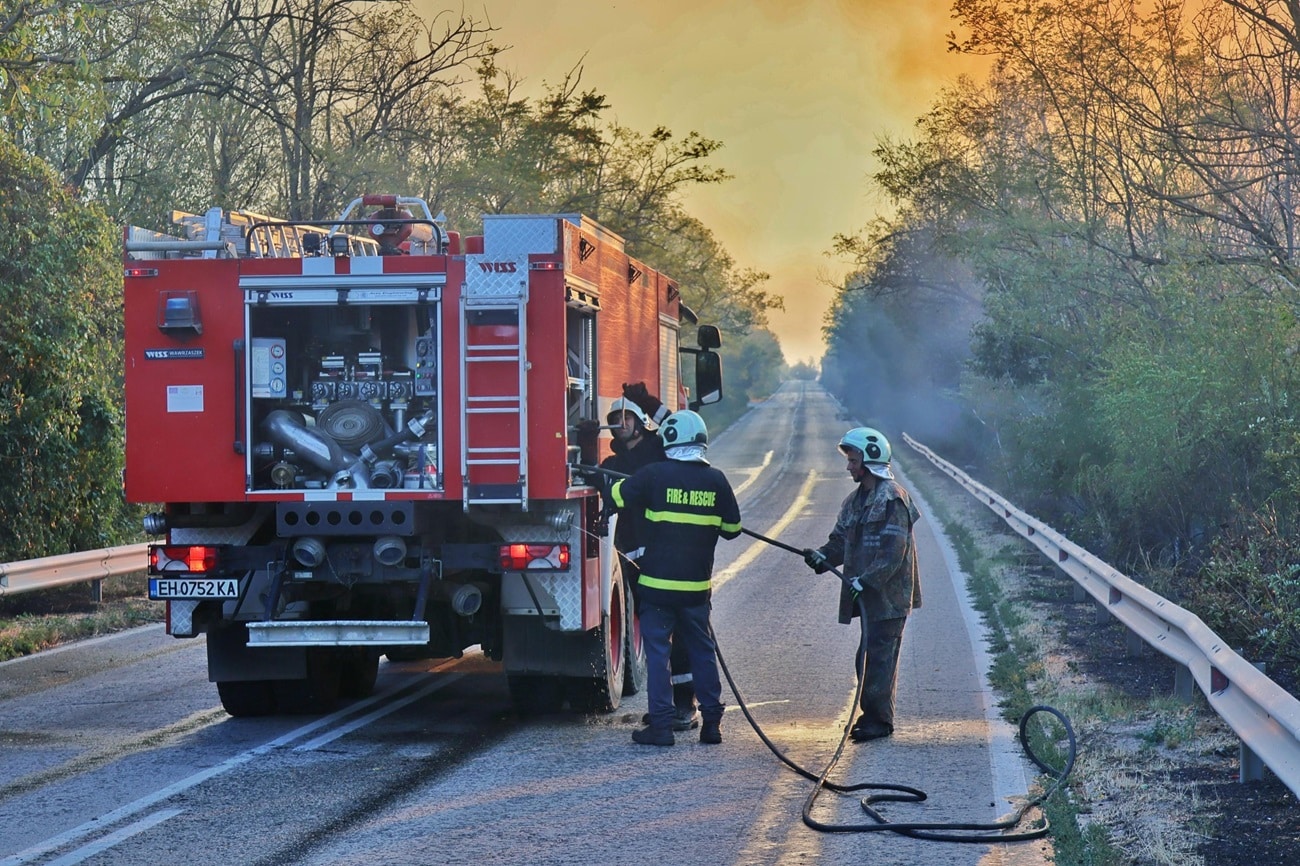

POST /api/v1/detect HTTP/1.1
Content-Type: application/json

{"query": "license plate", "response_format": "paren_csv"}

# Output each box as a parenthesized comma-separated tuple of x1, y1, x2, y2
(148, 578, 240, 600)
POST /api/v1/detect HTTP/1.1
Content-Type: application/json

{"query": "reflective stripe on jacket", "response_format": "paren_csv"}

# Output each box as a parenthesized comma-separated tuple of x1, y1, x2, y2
(610, 458, 741, 607)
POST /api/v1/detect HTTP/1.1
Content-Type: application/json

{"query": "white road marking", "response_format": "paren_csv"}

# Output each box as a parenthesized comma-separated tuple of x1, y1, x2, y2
(731, 450, 773, 497)
(294, 674, 464, 751)
(714, 470, 819, 590)
(0, 667, 462, 866)
(43, 809, 183, 866)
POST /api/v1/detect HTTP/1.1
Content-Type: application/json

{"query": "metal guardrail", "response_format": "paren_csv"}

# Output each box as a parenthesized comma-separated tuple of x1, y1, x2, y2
(905, 434, 1300, 798)
(0, 544, 149, 598)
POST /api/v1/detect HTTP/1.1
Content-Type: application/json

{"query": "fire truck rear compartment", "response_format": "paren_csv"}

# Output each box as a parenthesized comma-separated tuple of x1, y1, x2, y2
(247, 302, 440, 493)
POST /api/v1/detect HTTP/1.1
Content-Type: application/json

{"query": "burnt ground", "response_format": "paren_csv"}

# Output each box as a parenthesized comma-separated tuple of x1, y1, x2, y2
(1025, 560, 1300, 865)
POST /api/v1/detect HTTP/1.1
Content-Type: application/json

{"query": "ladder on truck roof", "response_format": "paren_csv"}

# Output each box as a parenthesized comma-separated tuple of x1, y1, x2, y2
(460, 251, 530, 510)
(125, 208, 381, 259)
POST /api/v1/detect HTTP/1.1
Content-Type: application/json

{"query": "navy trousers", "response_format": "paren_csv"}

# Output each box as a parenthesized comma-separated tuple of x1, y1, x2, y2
(640, 601, 723, 732)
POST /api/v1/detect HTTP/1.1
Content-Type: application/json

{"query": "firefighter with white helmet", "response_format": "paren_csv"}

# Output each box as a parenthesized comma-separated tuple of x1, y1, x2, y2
(599, 389, 699, 731)
(611, 409, 741, 746)
(803, 426, 922, 742)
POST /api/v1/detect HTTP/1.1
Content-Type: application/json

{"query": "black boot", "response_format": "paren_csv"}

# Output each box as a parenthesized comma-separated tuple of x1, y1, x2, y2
(848, 716, 892, 742)
(672, 683, 698, 731)
(699, 719, 721, 745)
(632, 726, 674, 747)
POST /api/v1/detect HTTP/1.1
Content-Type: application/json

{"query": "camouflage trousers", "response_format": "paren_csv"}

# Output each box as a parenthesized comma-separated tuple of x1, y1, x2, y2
(853, 616, 907, 729)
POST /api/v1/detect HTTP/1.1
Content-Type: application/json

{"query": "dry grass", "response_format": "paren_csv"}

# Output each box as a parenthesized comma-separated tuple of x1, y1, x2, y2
(0, 574, 162, 662)
(911, 459, 1246, 866)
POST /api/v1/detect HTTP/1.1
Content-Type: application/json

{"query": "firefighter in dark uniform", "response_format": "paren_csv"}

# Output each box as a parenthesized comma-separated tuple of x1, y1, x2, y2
(611, 410, 741, 746)
(598, 395, 701, 731)
(803, 427, 921, 742)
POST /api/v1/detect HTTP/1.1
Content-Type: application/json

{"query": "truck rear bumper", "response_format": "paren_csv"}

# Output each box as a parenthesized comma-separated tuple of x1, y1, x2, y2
(246, 620, 430, 646)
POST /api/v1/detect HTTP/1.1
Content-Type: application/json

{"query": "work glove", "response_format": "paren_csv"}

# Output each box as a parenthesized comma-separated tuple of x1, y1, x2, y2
(622, 381, 670, 425)
(574, 418, 600, 467)
(575, 418, 600, 449)
(803, 548, 829, 574)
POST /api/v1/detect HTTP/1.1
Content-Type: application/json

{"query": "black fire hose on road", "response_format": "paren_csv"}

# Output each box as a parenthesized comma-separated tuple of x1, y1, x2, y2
(730, 530, 1075, 841)
(577, 464, 1075, 841)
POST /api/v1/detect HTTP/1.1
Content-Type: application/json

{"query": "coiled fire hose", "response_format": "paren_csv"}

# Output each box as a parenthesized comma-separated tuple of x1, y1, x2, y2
(732, 529, 1074, 840)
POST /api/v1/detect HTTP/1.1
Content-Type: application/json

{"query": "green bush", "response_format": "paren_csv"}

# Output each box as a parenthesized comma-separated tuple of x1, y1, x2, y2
(0, 131, 134, 560)
(1195, 505, 1300, 679)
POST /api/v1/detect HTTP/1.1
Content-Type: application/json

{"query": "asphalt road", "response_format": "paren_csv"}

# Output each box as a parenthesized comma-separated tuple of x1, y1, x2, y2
(0, 381, 1051, 866)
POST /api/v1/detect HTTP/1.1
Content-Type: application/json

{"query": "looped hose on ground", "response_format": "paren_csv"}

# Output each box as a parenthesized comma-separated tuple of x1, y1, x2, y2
(715, 627, 1075, 841)
(722, 527, 1076, 842)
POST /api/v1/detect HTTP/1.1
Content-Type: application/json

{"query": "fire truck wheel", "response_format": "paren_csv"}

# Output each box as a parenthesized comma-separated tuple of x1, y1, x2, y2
(274, 648, 342, 713)
(507, 675, 565, 716)
(216, 680, 276, 717)
(566, 570, 629, 713)
(622, 581, 647, 697)
(338, 648, 381, 698)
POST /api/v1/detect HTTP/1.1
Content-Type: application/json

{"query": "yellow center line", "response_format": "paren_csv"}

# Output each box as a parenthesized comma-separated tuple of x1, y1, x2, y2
(714, 470, 818, 590)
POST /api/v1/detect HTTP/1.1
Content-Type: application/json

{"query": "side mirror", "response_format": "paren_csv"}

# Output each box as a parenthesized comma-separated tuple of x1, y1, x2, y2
(691, 350, 723, 409)
(697, 325, 721, 350)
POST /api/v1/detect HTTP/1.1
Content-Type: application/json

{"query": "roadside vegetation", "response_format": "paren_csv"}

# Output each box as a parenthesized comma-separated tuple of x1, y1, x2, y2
(904, 454, 1254, 866)
(820, 0, 1300, 701)
(0, 575, 161, 663)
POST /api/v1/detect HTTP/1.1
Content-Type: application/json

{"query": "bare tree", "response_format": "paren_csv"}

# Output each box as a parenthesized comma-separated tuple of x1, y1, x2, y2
(223, 0, 496, 218)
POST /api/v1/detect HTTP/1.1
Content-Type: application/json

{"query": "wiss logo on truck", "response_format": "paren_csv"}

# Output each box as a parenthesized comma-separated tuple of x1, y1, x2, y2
(124, 194, 723, 718)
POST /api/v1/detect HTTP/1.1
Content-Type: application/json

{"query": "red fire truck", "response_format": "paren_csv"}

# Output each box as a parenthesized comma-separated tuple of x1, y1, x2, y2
(123, 195, 722, 717)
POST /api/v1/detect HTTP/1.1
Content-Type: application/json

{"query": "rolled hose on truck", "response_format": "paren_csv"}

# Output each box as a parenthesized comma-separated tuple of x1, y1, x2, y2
(580, 463, 1076, 842)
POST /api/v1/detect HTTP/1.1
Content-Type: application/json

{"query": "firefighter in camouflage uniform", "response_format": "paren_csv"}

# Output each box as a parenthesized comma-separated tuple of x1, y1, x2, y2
(804, 427, 921, 742)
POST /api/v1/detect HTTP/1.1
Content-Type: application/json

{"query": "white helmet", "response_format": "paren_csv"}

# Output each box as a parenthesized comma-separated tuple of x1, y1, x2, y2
(838, 427, 893, 479)
(607, 397, 651, 429)
(659, 410, 708, 449)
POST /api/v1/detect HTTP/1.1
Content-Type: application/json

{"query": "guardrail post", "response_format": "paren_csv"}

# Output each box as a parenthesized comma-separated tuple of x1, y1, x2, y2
(1125, 629, 1144, 658)
(1094, 600, 1108, 626)
(90, 578, 103, 605)
(1174, 664, 1194, 703)
(1240, 742, 1265, 783)
(1240, 662, 1268, 783)
(1073, 583, 1088, 603)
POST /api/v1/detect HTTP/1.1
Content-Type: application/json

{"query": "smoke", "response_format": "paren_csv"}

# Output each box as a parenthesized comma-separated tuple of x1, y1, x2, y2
(820, 258, 989, 467)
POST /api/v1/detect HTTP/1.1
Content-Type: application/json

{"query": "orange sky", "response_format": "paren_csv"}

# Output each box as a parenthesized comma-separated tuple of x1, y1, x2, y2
(419, 1, 987, 363)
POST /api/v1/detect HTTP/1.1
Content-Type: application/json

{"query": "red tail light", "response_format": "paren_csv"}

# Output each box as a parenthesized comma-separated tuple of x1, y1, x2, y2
(499, 543, 570, 571)
(149, 545, 219, 574)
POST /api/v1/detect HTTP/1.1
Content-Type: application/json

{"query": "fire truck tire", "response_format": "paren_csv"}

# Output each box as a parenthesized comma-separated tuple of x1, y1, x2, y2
(338, 648, 381, 698)
(566, 570, 628, 713)
(216, 680, 276, 717)
(507, 675, 565, 715)
(274, 648, 342, 713)
(622, 581, 647, 697)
